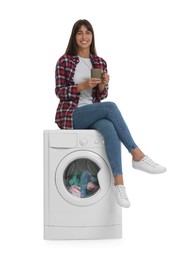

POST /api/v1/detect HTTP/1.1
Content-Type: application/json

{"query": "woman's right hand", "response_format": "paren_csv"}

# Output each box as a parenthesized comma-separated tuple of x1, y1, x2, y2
(77, 78, 101, 92)
(87, 78, 102, 88)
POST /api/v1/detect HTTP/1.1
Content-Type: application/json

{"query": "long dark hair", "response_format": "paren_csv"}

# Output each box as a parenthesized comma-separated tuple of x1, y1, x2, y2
(65, 19, 97, 56)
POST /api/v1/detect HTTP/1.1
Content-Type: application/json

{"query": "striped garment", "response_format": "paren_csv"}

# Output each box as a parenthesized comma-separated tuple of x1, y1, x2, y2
(55, 54, 108, 129)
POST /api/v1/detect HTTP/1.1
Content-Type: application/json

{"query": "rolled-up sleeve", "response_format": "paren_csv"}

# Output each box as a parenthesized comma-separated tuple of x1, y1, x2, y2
(93, 84, 108, 102)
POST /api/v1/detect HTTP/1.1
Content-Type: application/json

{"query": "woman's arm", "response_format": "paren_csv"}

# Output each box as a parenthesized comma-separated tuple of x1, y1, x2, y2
(55, 61, 79, 101)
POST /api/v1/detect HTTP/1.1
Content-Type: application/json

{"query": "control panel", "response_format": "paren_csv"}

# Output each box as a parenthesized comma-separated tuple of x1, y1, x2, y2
(78, 131, 104, 147)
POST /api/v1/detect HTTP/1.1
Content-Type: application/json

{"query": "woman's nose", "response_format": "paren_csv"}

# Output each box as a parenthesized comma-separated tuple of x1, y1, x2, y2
(82, 33, 87, 39)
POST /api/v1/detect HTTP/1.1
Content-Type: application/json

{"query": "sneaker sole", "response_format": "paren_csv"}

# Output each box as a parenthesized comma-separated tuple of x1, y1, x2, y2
(132, 165, 166, 174)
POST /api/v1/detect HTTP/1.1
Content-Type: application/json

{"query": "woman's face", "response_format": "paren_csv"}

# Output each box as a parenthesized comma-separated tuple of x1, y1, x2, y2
(75, 25, 93, 51)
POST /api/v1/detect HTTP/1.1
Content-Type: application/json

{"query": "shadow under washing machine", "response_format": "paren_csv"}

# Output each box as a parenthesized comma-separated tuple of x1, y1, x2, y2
(44, 130, 122, 239)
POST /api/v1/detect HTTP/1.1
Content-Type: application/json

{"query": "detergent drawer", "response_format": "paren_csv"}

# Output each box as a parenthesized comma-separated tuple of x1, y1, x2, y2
(49, 132, 78, 148)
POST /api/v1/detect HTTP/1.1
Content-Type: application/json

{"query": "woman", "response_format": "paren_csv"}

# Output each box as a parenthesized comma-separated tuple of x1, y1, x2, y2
(55, 19, 166, 208)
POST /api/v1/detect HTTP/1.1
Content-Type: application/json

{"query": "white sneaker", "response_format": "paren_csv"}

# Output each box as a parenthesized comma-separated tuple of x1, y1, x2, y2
(113, 185, 130, 208)
(132, 155, 166, 174)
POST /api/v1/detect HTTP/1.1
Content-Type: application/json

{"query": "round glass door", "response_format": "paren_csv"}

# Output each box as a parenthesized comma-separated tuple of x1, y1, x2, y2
(55, 150, 111, 206)
(64, 158, 100, 198)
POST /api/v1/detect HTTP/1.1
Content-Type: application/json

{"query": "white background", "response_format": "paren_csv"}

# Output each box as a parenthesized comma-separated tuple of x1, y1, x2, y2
(0, 0, 173, 259)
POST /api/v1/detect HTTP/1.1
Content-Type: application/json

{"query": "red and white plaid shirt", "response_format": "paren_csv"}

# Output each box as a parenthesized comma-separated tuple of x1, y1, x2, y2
(55, 54, 108, 129)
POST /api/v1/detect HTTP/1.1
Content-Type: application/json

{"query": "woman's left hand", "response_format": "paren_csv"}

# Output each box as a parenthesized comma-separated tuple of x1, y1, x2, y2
(101, 72, 110, 86)
(98, 72, 110, 93)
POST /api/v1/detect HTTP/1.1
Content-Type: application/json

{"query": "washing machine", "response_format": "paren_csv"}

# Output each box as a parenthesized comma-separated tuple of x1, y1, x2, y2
(44, 130, 122, 239)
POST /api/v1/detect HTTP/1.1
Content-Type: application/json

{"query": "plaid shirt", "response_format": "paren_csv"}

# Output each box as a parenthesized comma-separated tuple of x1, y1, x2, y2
(55, 54, 108, 129)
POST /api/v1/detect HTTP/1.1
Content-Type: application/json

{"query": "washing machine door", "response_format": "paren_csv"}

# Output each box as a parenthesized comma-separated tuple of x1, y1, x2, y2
(55, 150, 111, 206)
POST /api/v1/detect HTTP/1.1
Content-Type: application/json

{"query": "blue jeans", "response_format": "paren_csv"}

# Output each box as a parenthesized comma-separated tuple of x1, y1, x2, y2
(73, 102, 137, 175)
(80, 170, 97, 198)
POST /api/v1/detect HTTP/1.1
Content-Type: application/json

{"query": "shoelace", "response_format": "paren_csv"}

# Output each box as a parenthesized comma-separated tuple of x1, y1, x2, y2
(143, 156, 158, 168)
(117, 186, 128, 200)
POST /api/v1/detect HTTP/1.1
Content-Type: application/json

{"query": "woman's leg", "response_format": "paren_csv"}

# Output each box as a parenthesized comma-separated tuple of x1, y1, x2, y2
(73, 101, 166, 176)
(73, 101, 137, 153)
(89, 119, 124, 186)
(73, 105, 132, 208)
(89, 119, 130, 207)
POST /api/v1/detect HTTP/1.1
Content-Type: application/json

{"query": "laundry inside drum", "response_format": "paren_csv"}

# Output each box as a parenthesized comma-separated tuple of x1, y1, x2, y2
(63, 158, 100, 198)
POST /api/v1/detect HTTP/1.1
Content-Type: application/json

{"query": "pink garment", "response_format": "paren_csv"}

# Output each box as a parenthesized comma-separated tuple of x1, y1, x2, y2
(68, 185, 81, 197)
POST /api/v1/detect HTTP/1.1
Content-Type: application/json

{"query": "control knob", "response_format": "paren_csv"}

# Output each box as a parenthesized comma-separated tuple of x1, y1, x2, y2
(79, 138, 88, 146)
